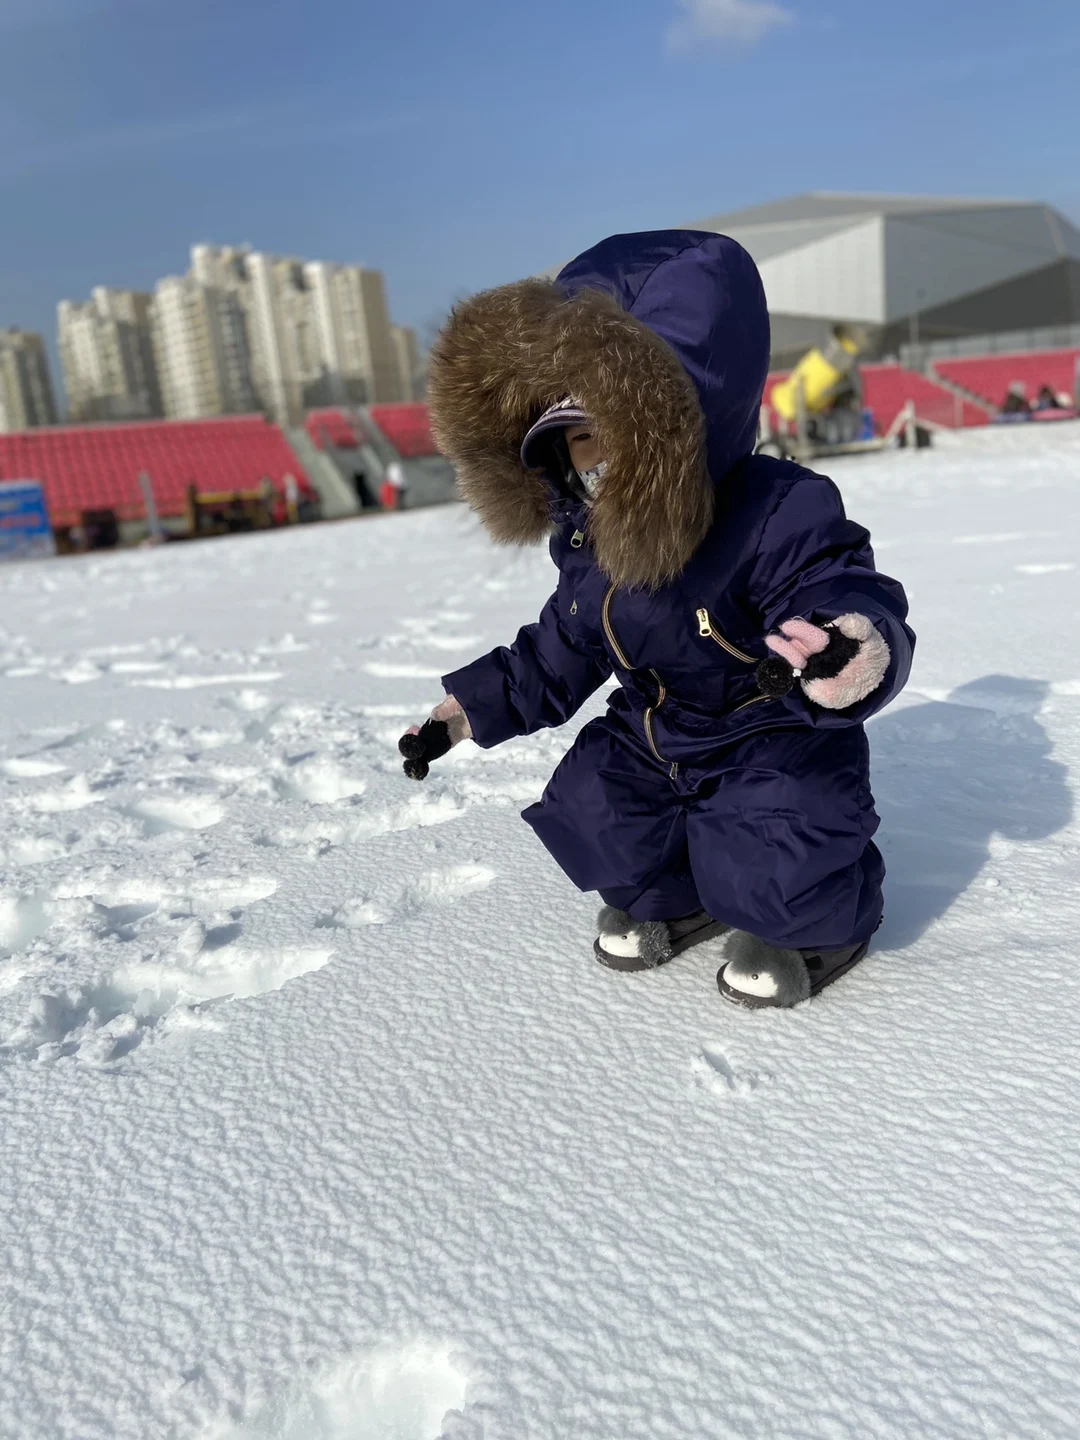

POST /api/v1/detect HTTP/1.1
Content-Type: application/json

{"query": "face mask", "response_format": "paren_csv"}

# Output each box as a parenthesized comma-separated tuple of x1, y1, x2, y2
(575, 460, 607, 499)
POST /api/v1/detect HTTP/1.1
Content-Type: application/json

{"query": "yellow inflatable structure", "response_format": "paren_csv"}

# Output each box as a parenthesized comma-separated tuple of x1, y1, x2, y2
(770, 327, 863, 423)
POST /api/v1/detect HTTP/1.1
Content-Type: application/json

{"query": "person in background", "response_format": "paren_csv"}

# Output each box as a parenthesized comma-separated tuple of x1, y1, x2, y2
(283, 472, 300, 522)
(380, 459, 407, 511)
(1034, 384, 1063, 412)
(1000, 382, 1031, 415)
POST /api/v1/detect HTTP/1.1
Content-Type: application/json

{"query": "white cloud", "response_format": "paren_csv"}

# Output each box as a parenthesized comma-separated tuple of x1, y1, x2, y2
(667, 0, 796, 53)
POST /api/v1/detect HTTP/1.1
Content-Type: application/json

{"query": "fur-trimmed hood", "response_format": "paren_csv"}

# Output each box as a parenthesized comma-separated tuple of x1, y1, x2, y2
(428, 230, 771, 590)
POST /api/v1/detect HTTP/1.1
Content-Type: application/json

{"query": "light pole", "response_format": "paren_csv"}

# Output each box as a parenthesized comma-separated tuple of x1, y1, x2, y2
(909, 287, 926, 360)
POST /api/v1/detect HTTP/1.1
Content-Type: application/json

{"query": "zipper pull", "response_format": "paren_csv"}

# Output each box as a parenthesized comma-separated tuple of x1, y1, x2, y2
(696, 607, 713, 637)
(569, 600, 578, 615)
(570, 530, 585, 549)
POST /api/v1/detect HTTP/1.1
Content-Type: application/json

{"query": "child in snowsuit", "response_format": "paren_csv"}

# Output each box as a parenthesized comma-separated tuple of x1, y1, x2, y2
(400, 231, 914, 1008)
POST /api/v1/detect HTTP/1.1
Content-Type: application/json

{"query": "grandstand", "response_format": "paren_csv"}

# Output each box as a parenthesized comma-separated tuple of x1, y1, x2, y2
(0, 415, 311, 533)
(761, 351, 1079, 436)
(305, 409, 368, 451)
(368, 404, 436, 459)
(860, 364, 991, 430)
(933, 349, 1080, 411)
(0, 401, 456, 547)
(762, 362, 987, 435)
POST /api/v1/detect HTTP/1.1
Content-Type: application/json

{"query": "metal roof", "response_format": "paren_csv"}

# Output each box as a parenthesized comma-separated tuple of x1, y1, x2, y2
(688, 191, 1035, 231)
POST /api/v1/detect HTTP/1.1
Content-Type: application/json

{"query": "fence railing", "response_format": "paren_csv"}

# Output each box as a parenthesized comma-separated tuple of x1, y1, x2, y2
(901, 323, 1080, 371)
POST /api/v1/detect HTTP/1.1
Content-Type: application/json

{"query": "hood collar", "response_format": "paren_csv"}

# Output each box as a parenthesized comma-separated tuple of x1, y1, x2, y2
(427, 231, 770, 590)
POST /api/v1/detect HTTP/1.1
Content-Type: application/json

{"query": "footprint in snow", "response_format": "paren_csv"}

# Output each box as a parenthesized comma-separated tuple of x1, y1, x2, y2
(1, 756, 69, 778)
(88, 871, 278, 923)
(273, 757, 367, 804)
(3, 941, 332, 1065)
(692, 1045, 772, 1101)
(3, 836, 68, 867)
(208, 1338, 470, 1440)
(318, 864, 496, 929)
(127, 794, 225, 836)
(25, 775, 104, 813)
(4, 872, 314, 1066)
(0, 891, 51, 961)
(262, 792, 468, 852)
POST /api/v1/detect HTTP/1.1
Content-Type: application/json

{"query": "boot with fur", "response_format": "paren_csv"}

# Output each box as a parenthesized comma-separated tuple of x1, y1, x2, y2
(594, 906, 728, 972)
(717, 932, 869, 1007)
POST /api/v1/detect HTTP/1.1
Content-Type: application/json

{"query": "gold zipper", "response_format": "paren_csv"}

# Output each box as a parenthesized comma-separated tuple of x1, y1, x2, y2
(695, 607, 756, 665)
(601, 585, 633, 669)
(697, 607, 774, 714)
(603, 585, 678, 778)
(643, 670, 678, 778)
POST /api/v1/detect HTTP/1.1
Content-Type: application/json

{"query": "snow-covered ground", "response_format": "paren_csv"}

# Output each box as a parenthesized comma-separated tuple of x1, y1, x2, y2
(2, 422, 1080, 1439)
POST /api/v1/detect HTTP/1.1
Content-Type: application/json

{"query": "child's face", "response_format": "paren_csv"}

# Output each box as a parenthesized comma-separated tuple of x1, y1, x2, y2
(564, 425, 604, 475)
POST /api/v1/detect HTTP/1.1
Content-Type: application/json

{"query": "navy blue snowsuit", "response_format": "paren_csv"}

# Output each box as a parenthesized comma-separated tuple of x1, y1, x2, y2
(440, 232, 914, 951)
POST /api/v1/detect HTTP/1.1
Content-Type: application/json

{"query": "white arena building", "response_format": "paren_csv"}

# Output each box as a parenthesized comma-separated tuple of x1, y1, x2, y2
(686, 192, 1080, 366)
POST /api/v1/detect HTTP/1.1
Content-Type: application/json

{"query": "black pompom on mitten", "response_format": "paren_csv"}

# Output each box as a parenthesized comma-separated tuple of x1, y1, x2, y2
(398, 719, 453, 781)
(755, 653, 799, 698)
(755, 624, 862, 698)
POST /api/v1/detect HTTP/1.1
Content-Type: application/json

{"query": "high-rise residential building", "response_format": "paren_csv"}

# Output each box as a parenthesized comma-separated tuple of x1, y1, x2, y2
(57, 287, 162, 422)
(189, 244, 271, 411)
(150, 275, 260, 420)
(305, 261, 402, 409)
(390, 324, 423, 401)
(190, 244, 402, 423)
(252, 253, 326, 422)
(0, 329, 58, 433)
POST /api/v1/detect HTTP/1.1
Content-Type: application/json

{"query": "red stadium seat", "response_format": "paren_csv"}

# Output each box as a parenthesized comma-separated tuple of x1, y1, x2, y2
(0, 416, 311, 529)
(762, 364, 987, 433)
(934, 349, 1080, 411)
(305, 408, 367, 450)
(860, 365, 988, 431)
(368, 403, 437, 458)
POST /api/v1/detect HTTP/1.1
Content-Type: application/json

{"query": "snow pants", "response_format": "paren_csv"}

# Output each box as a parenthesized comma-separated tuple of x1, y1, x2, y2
(522, 713, 885, 950)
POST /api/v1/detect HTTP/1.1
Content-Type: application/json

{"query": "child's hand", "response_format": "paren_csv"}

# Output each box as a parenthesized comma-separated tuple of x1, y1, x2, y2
(398, 695, 472, 780)
(758, 615, 890, 710)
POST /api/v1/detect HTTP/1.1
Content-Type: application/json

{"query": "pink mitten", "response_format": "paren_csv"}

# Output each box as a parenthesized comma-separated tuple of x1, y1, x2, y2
(765, 614, 890, 710)
(410, 694, 472, 746)
(398, 695, 472, 780)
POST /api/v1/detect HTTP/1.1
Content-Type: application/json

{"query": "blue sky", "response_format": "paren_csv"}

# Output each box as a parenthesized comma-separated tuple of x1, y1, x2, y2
(2, 0, 1079, 391)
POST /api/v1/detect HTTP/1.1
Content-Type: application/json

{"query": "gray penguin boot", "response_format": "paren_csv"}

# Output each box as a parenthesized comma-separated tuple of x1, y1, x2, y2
(594, 906, 729, 972)
(716, 931, 869, 1007)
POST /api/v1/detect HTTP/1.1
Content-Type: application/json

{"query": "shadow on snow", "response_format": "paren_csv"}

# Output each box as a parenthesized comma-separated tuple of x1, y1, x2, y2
(871, 675, 1072, 951)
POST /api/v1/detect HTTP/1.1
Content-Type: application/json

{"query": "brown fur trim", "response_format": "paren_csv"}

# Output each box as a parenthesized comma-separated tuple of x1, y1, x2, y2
(427, 279, 711, 590)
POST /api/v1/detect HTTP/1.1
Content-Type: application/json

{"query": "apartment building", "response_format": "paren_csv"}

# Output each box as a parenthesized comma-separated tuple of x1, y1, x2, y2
(0, 329, 58, 433)
(191, 244, 401, 423)
(306, 261, 403, 409)
(58, 288, 162, 422)
(150, 275, 260, 420)
(390, 324, 423, 401)
(189, 244, 271, 413)
(52, 245, 405, 428)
